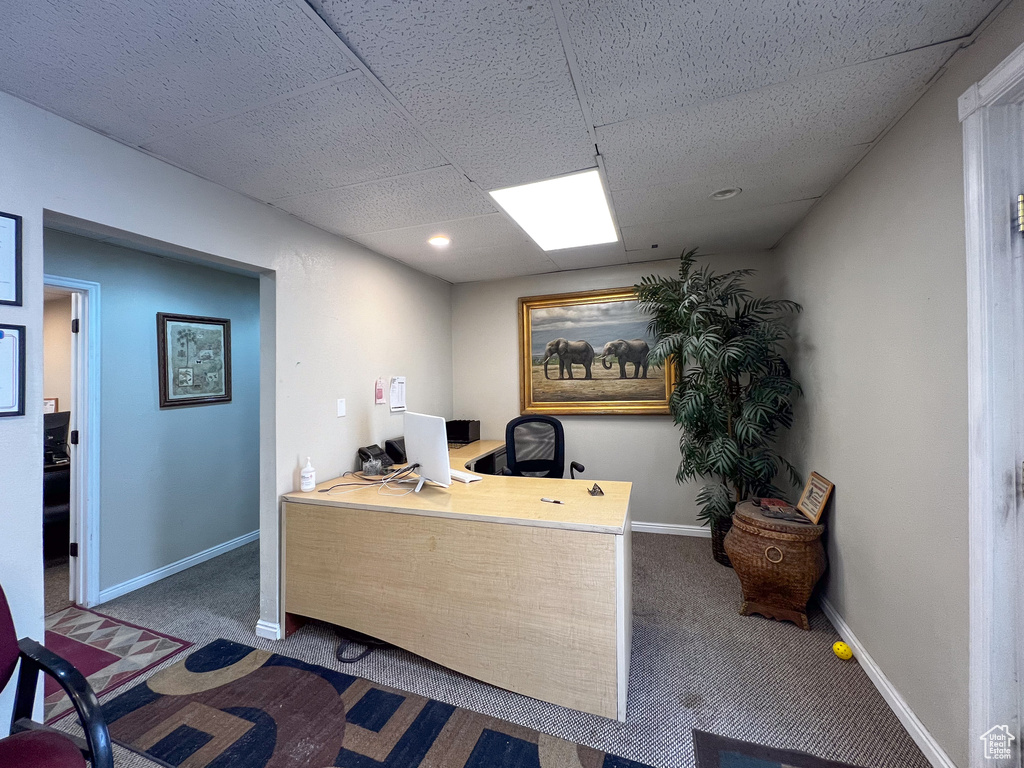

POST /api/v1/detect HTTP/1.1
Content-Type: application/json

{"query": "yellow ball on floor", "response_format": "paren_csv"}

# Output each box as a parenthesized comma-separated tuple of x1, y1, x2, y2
(833, 641, 853, 660)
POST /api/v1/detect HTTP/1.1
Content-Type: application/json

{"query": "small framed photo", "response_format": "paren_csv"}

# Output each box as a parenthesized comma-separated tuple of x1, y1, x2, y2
(0, 324, 26, 417)
(157, 313, 231, 408)
(43, 398, 59, 414)
(797, 472, 834, 524)
(0, 211, 23, 307)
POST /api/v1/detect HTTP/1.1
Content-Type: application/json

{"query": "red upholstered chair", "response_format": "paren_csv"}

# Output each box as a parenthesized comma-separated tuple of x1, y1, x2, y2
(0, 584, 112, 768)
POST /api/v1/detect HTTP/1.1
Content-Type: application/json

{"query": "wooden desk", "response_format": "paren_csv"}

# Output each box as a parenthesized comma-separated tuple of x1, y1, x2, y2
(280, 441, 632, 720)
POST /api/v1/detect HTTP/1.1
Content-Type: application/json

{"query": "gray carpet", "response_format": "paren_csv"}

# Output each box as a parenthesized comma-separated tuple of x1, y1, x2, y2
(54, 534, 929, 768)
(44, 558, 72, 616)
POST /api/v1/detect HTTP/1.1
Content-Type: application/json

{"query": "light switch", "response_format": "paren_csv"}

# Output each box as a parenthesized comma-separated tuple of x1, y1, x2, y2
(337, 398, 346, 417)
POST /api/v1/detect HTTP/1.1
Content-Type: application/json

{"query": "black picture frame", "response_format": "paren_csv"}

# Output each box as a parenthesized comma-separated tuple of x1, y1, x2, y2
(0, 324, 26, 417)
(0, 211, 23, 307)
(156, 312, 232, 408)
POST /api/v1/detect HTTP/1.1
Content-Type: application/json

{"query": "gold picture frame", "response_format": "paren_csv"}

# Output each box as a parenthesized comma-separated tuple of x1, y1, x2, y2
(518, 287, 672, 415)
(796, 471, 834, 524)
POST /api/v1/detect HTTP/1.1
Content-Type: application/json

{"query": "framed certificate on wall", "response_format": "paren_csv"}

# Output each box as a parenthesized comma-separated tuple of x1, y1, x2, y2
(0, 324, 26, 417)
(0, 211, 22, 307)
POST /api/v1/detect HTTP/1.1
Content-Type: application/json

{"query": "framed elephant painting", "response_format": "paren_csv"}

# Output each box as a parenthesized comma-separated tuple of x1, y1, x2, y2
(518, 287, 671, 415)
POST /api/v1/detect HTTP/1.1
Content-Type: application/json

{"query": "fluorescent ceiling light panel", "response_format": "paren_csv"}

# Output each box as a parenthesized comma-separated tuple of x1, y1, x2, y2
(488, 170, 618, 251)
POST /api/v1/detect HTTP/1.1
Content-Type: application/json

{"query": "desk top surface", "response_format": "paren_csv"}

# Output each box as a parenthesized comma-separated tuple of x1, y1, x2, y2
(282, 440, 631, 534)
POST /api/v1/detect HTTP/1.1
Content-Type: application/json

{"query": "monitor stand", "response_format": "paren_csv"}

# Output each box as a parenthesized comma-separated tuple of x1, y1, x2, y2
(394, 475, 427, 492)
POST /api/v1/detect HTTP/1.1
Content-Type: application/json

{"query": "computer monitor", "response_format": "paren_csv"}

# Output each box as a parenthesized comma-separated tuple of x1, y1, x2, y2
(403, 412, 452, 492)
(44, 411, 71, 459)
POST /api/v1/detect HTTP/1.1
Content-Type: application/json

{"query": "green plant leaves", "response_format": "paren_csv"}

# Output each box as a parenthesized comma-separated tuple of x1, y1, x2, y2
(636, 248, 803, 524)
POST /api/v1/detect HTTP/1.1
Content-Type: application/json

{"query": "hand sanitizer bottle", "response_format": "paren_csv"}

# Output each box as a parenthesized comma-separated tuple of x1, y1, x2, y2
(300, 457, 316, 492)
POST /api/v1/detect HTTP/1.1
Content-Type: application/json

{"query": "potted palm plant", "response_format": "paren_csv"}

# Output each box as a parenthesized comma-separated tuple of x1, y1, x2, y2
(635, 249, 802, 566)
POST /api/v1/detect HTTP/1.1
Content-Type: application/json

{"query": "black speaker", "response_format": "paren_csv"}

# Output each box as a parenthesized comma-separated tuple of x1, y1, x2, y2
(445, 419, 480, 445)
(384, 437, 406, 464)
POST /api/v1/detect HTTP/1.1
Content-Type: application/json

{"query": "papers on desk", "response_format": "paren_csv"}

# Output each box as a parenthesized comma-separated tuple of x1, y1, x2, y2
(389, 376, 406, 412)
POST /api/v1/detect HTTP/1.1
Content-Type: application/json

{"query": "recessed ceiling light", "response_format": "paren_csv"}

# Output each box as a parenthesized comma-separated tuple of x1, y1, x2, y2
(428, 235, 451, 248)
(488, 169, 618, 251)
(709, 187, 742, 200)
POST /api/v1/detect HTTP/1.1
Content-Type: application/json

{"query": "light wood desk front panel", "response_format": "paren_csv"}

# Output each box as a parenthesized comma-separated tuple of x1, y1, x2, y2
(284, 501, 622, 719)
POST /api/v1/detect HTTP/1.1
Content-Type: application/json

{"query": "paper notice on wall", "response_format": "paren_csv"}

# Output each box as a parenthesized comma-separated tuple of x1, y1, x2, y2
(375, 377, 386, 405)
(389, 376, 406, 412)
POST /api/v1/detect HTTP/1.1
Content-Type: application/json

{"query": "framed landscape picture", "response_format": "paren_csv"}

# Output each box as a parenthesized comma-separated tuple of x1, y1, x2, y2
(157, 313, 231, 408)
(519, 287, 671, 415)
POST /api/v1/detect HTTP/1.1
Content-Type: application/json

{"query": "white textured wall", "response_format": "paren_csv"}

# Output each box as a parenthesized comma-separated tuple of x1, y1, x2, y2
(42, 296, 72, 415)
(0, 90, 452, 727)
(775, 4, 1024, 764)
(451, 253, 782, 526)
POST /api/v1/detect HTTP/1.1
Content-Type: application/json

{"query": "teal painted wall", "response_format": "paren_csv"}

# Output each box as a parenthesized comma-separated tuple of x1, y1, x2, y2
(44, 229, 260, 592)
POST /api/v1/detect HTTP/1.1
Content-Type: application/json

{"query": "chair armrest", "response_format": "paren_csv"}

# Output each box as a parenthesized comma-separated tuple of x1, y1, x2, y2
(15, 637, 113, 768)
(570, 461, 585, 479)
(501, 466, 513, 475)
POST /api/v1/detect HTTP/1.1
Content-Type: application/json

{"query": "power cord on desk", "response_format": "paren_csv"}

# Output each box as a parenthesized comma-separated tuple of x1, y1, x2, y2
(318, 465, 420, 495)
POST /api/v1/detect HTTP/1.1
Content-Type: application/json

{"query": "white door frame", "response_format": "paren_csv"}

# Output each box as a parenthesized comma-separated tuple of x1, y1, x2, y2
(960, 41, 1024, 768)
(43, 274, 101, 608)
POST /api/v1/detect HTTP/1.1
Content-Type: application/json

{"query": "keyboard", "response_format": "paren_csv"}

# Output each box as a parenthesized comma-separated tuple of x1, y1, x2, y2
(450, 468, 482, 484)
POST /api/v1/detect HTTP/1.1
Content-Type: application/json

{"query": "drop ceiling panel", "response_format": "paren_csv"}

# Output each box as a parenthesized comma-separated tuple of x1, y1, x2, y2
(622, 199, 817, 258)
(352, 214, 556, 280)
(560, 0, 996, 125)
(142, 76, 446, 201)
(408, 247, 561, 284)
(0, 0, 355, 146)
(276, 166, 496, 236)
(546, 241, 631, 272)
(310, 0, 595, 190)
(598, 43, 957, 192)
(612, 146, 866, 228)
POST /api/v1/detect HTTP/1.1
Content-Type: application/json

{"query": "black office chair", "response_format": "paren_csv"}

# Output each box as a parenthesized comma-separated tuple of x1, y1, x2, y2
(503, 415, 584, 479)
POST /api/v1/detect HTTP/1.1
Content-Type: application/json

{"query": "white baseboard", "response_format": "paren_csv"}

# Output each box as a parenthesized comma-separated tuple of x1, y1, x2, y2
(819, 598, 956, 768)
(631, 521, 711, 537)
(255, 619, 283, 641)
(97, 530, 260, 604)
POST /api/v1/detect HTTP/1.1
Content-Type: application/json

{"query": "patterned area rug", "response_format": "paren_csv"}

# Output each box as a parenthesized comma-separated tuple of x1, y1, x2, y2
(692, 731, 866, 768)
(45, 606, 192, 724)
(102, 638, 656, 768)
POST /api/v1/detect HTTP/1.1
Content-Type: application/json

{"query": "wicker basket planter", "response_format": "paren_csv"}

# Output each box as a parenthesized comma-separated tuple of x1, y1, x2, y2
(710, 517, 733, 568)
(723, 500, 826, 630)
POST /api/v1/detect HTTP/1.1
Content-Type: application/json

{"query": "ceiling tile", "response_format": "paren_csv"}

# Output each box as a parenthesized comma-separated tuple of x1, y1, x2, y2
(598, 43, 958, 191)
(310, 0, 595, 190)
(0, 0, 355, 145)
(622, 199, 818, 257)
(351, 214, 556, 281)
(410, 247, 562, 284)
(612, 146, 866, 227)
(560, 0, 996, 125)
(275, 166, 496, 236)
(546, 241, 631, 272)
(142, 76, 446, 201)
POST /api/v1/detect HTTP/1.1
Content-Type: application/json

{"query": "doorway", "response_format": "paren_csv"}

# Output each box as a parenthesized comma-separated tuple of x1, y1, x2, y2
(960, 41, 1024, 767)
(42, 276, 100, 611)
